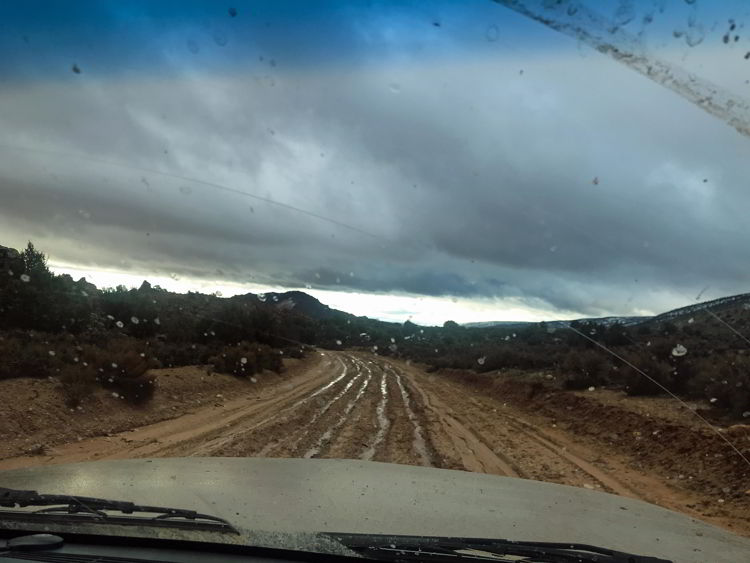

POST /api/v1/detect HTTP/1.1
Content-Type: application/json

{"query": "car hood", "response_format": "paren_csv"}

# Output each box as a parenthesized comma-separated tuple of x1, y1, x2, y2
(1, 457, 748, 563)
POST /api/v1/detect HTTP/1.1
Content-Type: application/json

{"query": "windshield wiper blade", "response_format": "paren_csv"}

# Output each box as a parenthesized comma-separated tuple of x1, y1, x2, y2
(0, 487, 238, 534)
(328, 533, 672, 563)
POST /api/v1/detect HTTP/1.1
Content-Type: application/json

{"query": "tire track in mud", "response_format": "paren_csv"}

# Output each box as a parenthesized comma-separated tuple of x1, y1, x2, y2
(359, 365, 390, 461)
(257, 355, 366, 457)
(463, 393, 639, 497)
(385, 366, 436, 467)
(394, 360, 637, 494)
(303, 358, 374, 458)
(175, 354, 358, 457)
(387, 362, 521, 477)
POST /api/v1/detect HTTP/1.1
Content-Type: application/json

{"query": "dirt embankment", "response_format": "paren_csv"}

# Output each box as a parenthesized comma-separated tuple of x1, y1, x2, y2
(0, 355, 320, 462)
(416, 365, 750, 535)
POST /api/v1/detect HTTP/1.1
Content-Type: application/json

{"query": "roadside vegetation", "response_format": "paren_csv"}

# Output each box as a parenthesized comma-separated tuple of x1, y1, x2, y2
(1, 241, 748, 419)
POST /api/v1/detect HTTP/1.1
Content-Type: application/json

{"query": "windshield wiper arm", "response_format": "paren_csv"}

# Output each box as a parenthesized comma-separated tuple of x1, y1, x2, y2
(329, 533, 672, 563)
(0, 487, 238, 533)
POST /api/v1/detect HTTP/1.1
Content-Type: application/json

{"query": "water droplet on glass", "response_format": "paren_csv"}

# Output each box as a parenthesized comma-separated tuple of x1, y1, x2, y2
(315, 272, 321, 279)
(742, 411, 750, 418)
(250, 376, 258, 383)
(240, 357, 248, 364)
(336, 340, 342, 346)
(477, 356, 486, 366)
(305, 284, 312, 289)
(130, 316, 140, 325)
(390, 337, 396, 343)
(154, 317, 160, 325)
(19, 274, 30, 283)
(258, 293, 267, 302)
(613, 0, 635, 27)
(112, 392, 119, 399)
(213, 29, 228, 46)
(48, 350, 56, 357)
(672, 344, 688, 357)
(709, 397, 718, 403)
(687, 318, 694, 324)
(485, 24, 499, 42)
(588, 386, 596, 392)
(111, 362, 118, 369)
(684, 27, 704, 47)
(115, 320, 124, 328)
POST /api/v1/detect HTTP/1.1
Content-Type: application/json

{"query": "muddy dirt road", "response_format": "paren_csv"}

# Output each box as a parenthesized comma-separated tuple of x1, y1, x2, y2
(2, 351, 748, 535)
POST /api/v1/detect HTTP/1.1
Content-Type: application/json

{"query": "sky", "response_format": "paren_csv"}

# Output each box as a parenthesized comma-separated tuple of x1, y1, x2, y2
(1, 0, 750, 326)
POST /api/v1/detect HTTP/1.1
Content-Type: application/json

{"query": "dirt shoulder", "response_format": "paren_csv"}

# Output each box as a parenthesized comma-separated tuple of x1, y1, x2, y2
(0, 354, 322, 464)
(397, 363, 750, 537)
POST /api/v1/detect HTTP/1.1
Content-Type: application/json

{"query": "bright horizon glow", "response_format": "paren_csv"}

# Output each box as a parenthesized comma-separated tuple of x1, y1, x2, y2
(49, 261, 586, 326)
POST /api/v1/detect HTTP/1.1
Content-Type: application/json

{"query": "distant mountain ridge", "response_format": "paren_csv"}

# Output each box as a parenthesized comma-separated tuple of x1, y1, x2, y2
(463, 315, 650, 330)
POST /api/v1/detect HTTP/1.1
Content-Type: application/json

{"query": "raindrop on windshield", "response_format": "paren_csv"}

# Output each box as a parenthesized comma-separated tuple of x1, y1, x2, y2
(485, 25, 499, 42)
(672, 344, 688, 357)
(336, 340, 342, 346)
(613, 0, 635, 27)
(115, 321, 124, 328)
(477, 356, 486, 366)
(19, 274, 30, 283)
(48, 350, 55, 357)
(213, 29, 228, 46)
(258, 293, 267, 302)
(130, 316, 140, 325)
(240, 357, 248, 364)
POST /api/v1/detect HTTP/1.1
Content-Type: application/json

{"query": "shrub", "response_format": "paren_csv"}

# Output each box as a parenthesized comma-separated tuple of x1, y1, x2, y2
(560, 349, 608, 390)
(209, 346, 257, 377)
(281, 346, 305, 359)
(690, 355, 750, 418)
(0, 337, 61, 380)
(152, 342, 216, 368)
(209, 342, 284, 377)
(59, 364, 97, 407)
(622, 352, 674, 396)
(255, 343, 283, 373)
(88, 338, 157, 405)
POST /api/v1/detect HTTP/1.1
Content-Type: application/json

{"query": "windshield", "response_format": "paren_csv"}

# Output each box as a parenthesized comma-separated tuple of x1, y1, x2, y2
(1, 1, 749, 561)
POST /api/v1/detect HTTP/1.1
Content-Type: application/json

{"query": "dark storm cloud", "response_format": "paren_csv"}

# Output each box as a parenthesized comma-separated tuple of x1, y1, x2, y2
(1, 0, 749, 318)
